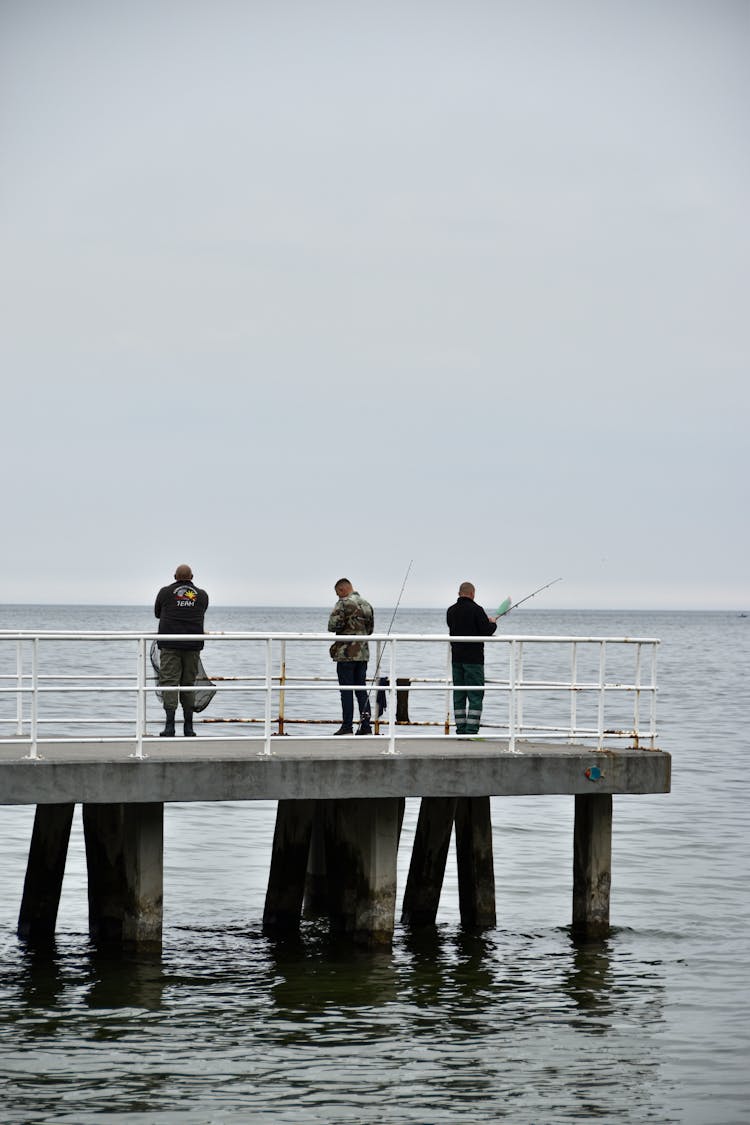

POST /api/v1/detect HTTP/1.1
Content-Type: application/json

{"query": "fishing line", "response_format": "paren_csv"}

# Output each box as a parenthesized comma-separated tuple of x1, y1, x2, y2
(368, 559, 413, 718)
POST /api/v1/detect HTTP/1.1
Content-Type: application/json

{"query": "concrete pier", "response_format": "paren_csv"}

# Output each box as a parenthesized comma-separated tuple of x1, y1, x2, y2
(2, 735, 670, 950)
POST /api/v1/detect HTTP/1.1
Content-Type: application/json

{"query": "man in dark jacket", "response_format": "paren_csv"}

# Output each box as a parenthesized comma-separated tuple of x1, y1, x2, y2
(154, 564, 209, 736)
(446, 581, 498, 735)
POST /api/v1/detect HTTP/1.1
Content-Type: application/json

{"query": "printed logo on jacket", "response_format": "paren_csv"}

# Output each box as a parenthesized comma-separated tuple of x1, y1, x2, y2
(174, 585, 198, 607)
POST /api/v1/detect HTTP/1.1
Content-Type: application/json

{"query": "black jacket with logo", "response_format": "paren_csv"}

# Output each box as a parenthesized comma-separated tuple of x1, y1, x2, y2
(154, 580, 209, 650)
(446, 596, 497, 664)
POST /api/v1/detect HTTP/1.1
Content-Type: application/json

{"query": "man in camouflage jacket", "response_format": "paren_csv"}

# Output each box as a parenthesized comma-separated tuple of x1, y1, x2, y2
(328, 578, 374, 735)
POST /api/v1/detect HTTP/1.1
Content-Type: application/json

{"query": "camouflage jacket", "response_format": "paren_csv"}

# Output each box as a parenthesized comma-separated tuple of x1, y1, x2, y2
(327, 592, 374, 662)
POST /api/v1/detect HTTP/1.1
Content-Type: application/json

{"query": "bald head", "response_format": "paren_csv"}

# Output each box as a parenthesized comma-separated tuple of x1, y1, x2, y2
(174, 564, 194, 582)
(335, 578, 353, 596)
(458, 582, 475, 598)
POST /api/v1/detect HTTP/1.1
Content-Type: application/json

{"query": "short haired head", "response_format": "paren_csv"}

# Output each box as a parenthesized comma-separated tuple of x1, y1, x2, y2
(335, 578, 353, 596)
(459, 581, 475, 598)
(174, 564, 194, 582)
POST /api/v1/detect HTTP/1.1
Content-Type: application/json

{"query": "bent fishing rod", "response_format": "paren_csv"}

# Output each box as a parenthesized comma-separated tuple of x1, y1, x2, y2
(496, 576, 562, 617)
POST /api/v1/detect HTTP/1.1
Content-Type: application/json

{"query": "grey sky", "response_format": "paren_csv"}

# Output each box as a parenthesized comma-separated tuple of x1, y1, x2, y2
(2, 1, 747, 609)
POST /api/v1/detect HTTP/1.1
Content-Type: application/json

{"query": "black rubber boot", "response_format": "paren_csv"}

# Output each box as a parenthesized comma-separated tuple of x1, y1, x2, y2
(160, 710, 176, 737)
(182, 707, 196, 737)
(356, 717, 372, 735)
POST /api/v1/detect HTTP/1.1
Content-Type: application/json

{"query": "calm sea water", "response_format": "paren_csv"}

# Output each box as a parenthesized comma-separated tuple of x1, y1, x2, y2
(0, 607, 748, 1124)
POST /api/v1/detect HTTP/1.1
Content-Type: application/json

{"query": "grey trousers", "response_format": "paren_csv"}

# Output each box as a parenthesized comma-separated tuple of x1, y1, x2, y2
(159, 648, 200, 711)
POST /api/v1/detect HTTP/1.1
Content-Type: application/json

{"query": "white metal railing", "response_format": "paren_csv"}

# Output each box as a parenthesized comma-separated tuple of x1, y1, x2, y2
(0, 631, 659, 759)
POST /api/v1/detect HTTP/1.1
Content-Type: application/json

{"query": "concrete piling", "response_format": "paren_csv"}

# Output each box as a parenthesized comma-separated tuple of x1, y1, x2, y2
(323, 797, 401, 946)
(82, 803, 163, 950)
(263, 799, 315, 932)
(401, 797, 457, 926)
(121, 803, 164, 950)
(303, 800, 332, 917)
(572, 794, 612, 939)
(17, 803, 75, 943)
(454, 796, 497, 929)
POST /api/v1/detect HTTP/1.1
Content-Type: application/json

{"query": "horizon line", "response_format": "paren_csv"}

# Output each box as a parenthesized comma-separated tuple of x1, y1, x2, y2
(0, 603, 746, 613)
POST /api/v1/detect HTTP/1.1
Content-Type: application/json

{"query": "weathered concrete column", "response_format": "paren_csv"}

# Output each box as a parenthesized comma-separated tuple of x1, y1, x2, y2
(454, 796, 497, 929)
(83, 803, 126, 942)
(401, 797, 457, 926)
(83, 802, 163, 950)
(572, 794, 612, 938)
(17, 803, 75, 943)
(122, 803, 163, 950)
(303, 800, 331, 917)
(324, 797, 400, 946)
(264, 799, 315, 933)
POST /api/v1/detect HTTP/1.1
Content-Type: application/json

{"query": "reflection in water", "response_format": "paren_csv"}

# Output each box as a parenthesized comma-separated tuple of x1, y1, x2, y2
(86, 948, 164, 1012)
(561, 931, 671, 1123)
(563, 933, 617, 1021)
(14, 942, 67, 1024)
(0, 921, 676, 1123)
(10, 941, 165, 1019)
(266, 921, 401, 1026)
(399, 924, 496, 1012)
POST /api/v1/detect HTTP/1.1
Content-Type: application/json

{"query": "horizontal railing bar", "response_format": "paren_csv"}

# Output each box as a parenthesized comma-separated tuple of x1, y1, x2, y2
(0, 631, 660, 644)
(0, 676, 657, 690)
(0, 716, 658, 731)
(0, 675, 656, 693)
(0, 670, 137, 679)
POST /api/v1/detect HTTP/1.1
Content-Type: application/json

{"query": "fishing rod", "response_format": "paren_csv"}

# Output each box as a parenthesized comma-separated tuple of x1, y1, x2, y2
(382, 559, 413, 637)
(496, 577, 562, 616)
(368, 559, 413, 719)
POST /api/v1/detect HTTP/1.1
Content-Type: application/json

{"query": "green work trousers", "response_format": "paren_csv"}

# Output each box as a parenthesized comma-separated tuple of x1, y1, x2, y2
(452, 661, 485, 735)
(159, 648, 200, 712)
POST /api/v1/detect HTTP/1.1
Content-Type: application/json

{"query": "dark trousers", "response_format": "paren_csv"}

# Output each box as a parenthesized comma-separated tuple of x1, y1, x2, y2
(336, 661, 370, 727)
(452, 661, 485, 734)
(159, 648, 200, 712)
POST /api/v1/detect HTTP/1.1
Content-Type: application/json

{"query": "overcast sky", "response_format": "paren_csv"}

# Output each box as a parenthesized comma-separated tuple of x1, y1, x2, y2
(1, 1, 747, 609)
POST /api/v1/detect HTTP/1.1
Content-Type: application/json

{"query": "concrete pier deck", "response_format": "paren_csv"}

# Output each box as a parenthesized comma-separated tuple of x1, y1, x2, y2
(4, 739, 670, 947)
(0, 737, 670, 805)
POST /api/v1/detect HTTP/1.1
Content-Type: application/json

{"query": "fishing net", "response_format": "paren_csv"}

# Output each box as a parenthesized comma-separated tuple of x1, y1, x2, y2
(149, 641, 216, 712)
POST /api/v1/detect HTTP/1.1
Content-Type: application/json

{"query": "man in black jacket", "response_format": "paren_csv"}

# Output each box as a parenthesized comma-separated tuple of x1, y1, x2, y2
(154, 564, 209, 736)
(446, 582, 498, 735)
